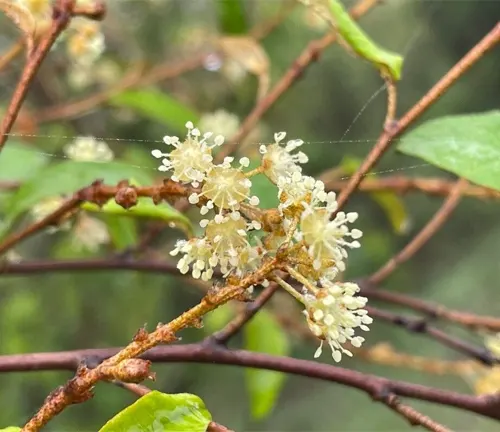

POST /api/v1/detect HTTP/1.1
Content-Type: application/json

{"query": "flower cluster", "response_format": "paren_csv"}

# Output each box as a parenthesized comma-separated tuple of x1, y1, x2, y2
(64, 136, 114, 162)
(152, 122, 371, 362)
(17, 0, 105, 68)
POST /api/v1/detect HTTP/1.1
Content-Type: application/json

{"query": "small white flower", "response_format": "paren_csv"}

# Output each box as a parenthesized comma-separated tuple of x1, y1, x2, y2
(72, 214, 110, 252)
(198, 110, 240, 139)
(64, 137, 114, 162)
(261, 132, 308, 184)
(200, 164, 252, 212)
(172, 212, 263, 280)
(66, 18, 105, 66)
(152, 122, 222, 185)
(303, 281, 371, 362)
(31, 196, 72, 233)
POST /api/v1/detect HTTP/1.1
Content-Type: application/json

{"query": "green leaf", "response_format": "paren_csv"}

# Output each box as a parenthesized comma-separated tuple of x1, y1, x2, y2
(216, 0, 247, 34)
(244, 310, 290, 420)
(0, 141, 48, 181)
(81, 178, 193, 238)
(102, 215, 138, 251)
(204, 304, 236, 334)
(98, 391, 212, 432)
(301, 0, 403, 80)
(110, 89, 199, 133)
(398, 111, 500, 191)
(341, 156, 411, 234)
(0, 428, 21, 432)
(6, 160, 153, 223)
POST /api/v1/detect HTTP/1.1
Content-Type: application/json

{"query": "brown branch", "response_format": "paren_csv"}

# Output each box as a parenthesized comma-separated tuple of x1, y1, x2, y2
(0, 195, 82, 256)
(218, 0, 380, 160)
(21, 261, 270, 432)
(382, 395, 452, 432)
(249, 1, 298, 40)
(360, 282, 500, 332)
(34, 3, 290, 124)
(335, 22, 500, 210)
(0, 257, 181, 275)
(367, 307, 498, 366)
(2, 345, 500, 422)
(369, 178, 468, 285)
(0, 0, 79, 154)
(207, 282, 280, 345)
(325, 176, 500, 200)
(0, 179, 191, 257)
(0, 39, 24, 73)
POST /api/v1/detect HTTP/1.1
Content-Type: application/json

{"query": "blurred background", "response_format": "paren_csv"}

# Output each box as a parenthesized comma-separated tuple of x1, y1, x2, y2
(0, 0, 499, 430)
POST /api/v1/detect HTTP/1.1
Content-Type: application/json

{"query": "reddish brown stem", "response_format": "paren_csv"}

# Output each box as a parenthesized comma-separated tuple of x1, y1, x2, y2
(369, 178, 467, 285)
(0, 0, 78, 153)
(207, 282, 280, 345)
(325, 176, 500, 200)
(1, 345, 500, 422)
(336, 22, 500, 210)
(218, 0, 380, 160)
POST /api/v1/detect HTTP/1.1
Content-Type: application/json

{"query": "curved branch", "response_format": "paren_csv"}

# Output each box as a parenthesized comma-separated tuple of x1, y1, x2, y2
(335, 22, 500, 210)
(1, 344, 499, 422)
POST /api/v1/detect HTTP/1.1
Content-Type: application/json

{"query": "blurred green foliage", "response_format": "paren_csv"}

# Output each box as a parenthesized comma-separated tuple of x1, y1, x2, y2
(0, 0, 499, 430)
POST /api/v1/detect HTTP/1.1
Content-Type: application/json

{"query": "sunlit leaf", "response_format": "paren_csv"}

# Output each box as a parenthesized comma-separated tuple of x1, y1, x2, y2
(216, 0, 247, 34)
(98, 391, 212, 432)
(81, 178, 193, 238)
(110, 89, 199, 133)
(0, 428, 21, 432)
(398, 111, 500, 191)
(299, 0, 403, 80)
(0, 0, 35, 57)
(341, 156, 411, 234)
(245, 310, 290, 420)
(219, 36, 270, 99)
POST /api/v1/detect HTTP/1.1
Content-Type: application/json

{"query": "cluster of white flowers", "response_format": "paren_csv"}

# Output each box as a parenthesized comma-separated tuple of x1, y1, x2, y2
(16, 0, 105, 67)
(152, 122, 371, 362)
(64, 136, 114, 162)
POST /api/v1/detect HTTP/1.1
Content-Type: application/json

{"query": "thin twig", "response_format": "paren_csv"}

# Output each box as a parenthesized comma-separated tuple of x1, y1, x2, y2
(0, 179, 191, 257)
(325, 176, 500, 200)
(381, 394, 452, 432)
(369, 178, 468, 285)
(335, 22, 500, 210)
(367, 307, 498, 366)
(0, 39, 24, 73)
(360, 282, 500, 332)
(0, 0, 78, 154)
(2, 345, 500, 421)
(207, 282, 280, 345)
(218, 0, 380, 160)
